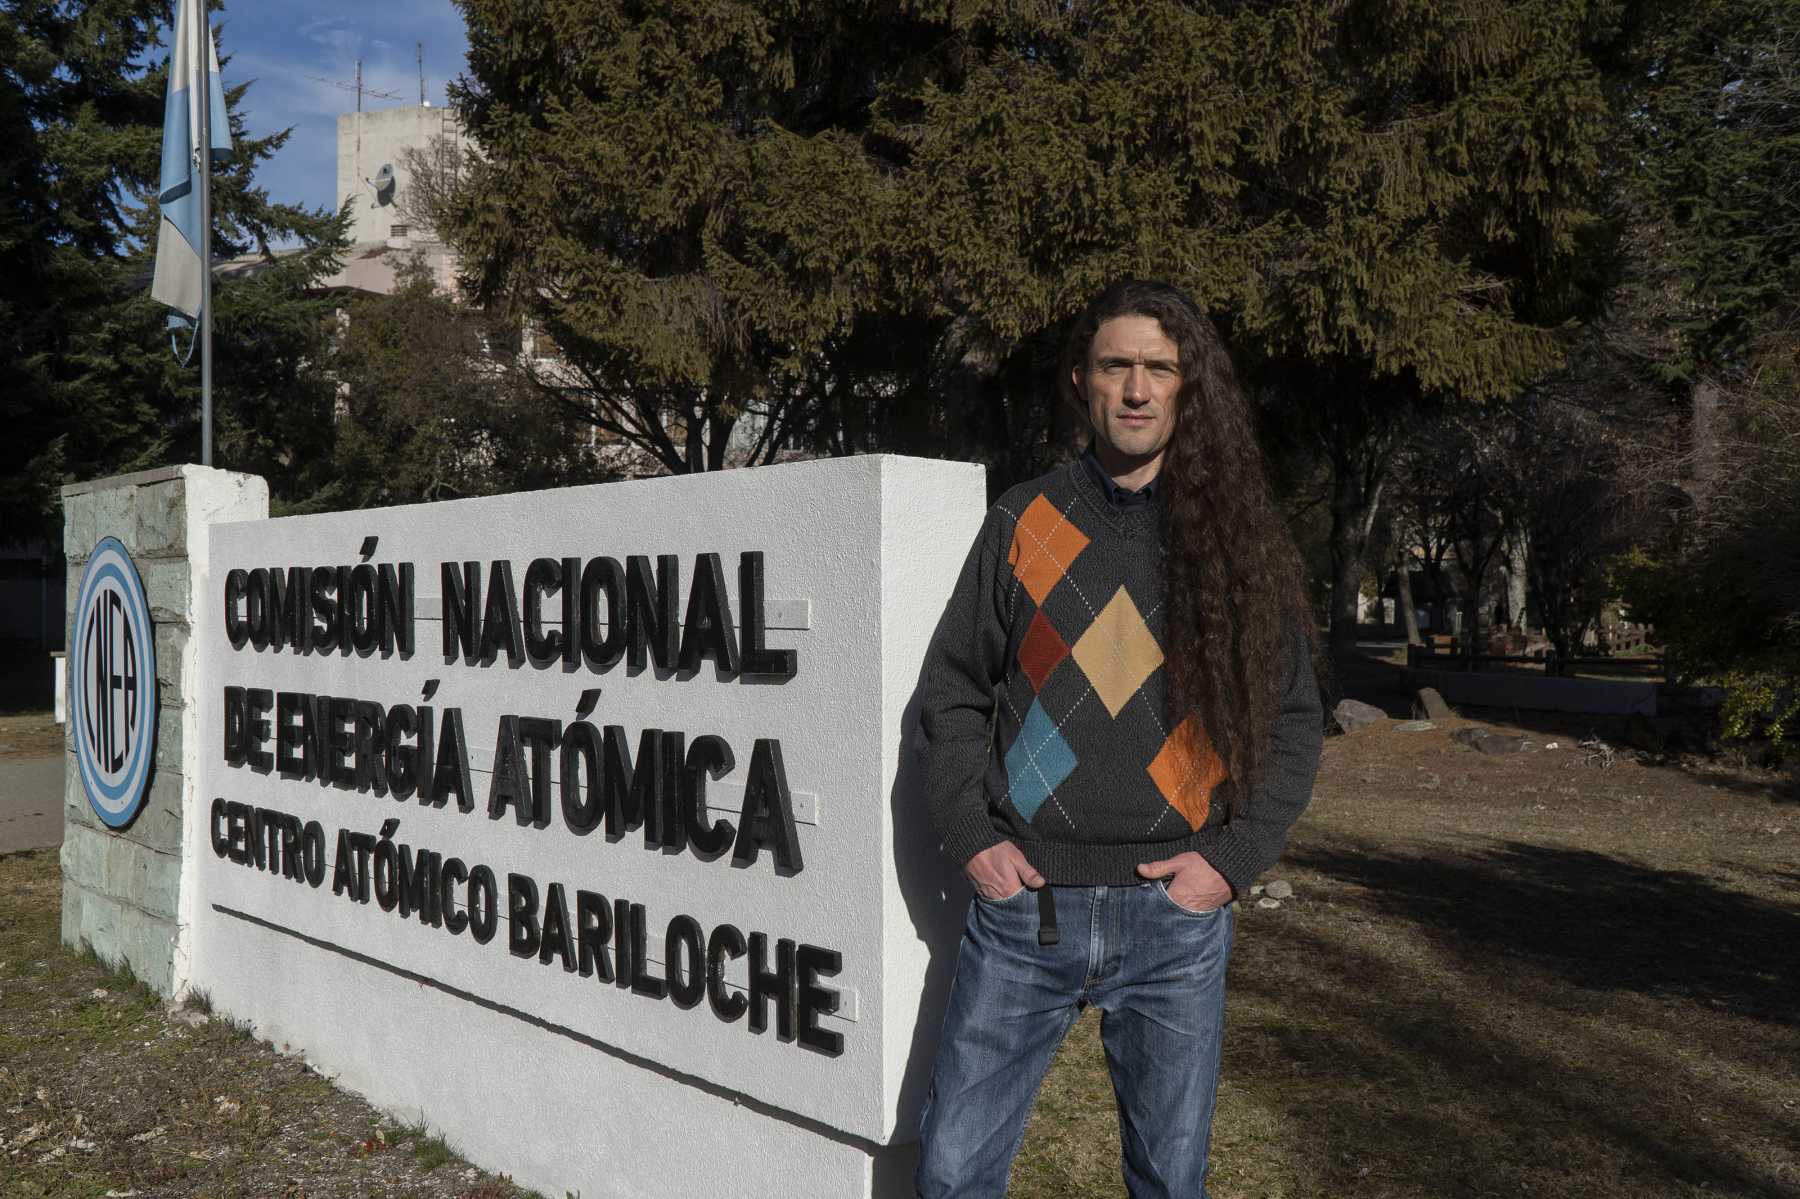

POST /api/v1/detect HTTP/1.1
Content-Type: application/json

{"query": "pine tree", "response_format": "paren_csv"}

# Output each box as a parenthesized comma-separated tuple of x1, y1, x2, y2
(1612, 0, 1800, 731)
(441, 1, 927, 473)
(2, 0, 164, 542)
(876, 0, 1623, 652)
(441, 1, 1627, 650)
(1628, 0, 1800, 375)
(0, 0, 348, 544)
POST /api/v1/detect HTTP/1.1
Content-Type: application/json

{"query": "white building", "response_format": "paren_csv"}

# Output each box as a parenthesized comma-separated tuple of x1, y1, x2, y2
(322, 102, 464, 295)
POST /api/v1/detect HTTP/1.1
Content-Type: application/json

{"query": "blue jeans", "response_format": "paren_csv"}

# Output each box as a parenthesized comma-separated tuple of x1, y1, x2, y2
(916, 883, 1236, 1199)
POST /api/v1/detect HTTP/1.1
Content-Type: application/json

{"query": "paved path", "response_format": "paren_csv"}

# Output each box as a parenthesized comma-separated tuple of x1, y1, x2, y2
(0, 755, 63, 854)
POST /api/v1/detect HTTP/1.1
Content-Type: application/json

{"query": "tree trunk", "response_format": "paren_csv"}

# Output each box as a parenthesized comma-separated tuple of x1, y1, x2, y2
(1691, 379, 1720, 497)
(1454, 521, 1507, 655)
(1506, 533, 1529, 631)
(1330, 532, 1364, 658)
(1328, 457, 1385, 660)
(1317, 386, 1406, 662)
(705, 410, 734, 471)
(1526, 549, 1573, 660)
(1460, 578, 1485, 656)
(1395, 540, 1422, 646)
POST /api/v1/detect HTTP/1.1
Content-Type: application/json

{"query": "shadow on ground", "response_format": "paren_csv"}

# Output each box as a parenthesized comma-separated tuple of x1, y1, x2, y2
(1679, 759, 1800, 805)
(1213, 836, 1800, 1197)
(1292, 838, 1800, 1025)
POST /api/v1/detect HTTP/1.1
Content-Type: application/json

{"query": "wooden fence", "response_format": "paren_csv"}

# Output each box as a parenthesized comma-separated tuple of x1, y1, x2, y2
(1405, 644, 1668, 679)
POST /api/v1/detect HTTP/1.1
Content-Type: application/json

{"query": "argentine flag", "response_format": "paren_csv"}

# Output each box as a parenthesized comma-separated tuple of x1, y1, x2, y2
(150, 0, 231, 360)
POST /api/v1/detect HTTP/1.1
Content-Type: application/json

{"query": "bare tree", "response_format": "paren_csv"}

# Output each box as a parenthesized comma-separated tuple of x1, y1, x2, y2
(1502, 394, 1651, 660)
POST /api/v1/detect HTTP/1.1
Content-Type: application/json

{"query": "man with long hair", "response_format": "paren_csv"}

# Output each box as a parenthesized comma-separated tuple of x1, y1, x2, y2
(916, 279, 1324, 1197)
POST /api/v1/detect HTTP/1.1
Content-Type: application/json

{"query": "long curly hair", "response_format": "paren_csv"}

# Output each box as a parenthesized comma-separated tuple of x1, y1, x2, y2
(1059, 280, 1319, 814)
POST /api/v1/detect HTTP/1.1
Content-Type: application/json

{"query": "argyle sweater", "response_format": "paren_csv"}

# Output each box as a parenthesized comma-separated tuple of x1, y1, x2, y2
(919, 459, 1324, 894)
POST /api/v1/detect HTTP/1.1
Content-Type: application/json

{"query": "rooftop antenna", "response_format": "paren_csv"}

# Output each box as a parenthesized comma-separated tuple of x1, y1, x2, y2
(305, 59, 402, 112)
(417, 42, 426, 105)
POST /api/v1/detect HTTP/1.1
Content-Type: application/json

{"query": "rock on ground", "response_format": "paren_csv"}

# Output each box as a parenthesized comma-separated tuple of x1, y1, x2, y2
(1415, 687, 1455, 722)
(1334, 698, 1389, 734)
(1450, 727, 1536, 755)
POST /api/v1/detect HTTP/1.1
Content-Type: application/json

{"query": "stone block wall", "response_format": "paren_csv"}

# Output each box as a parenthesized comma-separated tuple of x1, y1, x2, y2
(60, 465, 267, 995)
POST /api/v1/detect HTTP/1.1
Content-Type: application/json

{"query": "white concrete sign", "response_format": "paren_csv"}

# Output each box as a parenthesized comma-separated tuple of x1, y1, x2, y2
(190, 455, 983, 1197)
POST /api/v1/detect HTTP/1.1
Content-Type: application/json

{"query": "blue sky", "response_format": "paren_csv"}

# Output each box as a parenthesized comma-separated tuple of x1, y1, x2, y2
(216, 0, 470, 217)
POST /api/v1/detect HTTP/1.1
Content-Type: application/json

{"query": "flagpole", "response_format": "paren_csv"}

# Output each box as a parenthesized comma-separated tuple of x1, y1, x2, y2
(195, 0, 213, 468)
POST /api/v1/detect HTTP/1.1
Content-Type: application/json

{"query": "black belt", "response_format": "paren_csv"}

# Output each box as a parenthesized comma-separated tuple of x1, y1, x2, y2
(1036, 886, 1059, 946)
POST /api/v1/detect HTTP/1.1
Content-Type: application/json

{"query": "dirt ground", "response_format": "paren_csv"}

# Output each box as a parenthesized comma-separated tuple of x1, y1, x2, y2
(1010, 699, 1800, 1198)
(0, 850, 534, 1199)
(4, 679, 1797, 1197)
(0, 713, 62, 761)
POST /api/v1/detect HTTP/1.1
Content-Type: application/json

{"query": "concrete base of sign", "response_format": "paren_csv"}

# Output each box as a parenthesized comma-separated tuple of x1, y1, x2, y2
(59, 464, 268, 994)
(205, 910, 922, 1196)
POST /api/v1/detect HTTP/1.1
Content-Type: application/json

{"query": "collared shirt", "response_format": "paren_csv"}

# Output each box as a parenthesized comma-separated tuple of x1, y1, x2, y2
(1079, 444, 1159, 510)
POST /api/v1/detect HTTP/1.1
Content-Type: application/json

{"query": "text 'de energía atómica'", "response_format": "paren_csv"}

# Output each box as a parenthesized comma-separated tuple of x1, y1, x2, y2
(219, 690, 806, 873)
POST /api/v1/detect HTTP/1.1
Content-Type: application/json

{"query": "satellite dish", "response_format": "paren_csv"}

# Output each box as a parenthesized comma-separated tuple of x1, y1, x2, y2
(370, 163, 396, 205)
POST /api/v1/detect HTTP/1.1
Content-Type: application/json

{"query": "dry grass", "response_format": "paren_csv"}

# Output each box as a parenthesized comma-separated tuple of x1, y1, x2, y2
(1009, 714, 1800, 1198)
(4, 693, 1797, 1197)
(0, 713, 62, 761)
(0, 849, 538, 1199)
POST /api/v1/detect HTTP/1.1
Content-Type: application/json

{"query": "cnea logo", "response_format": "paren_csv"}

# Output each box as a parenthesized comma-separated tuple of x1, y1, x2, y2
(72, 537, 159, 828)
